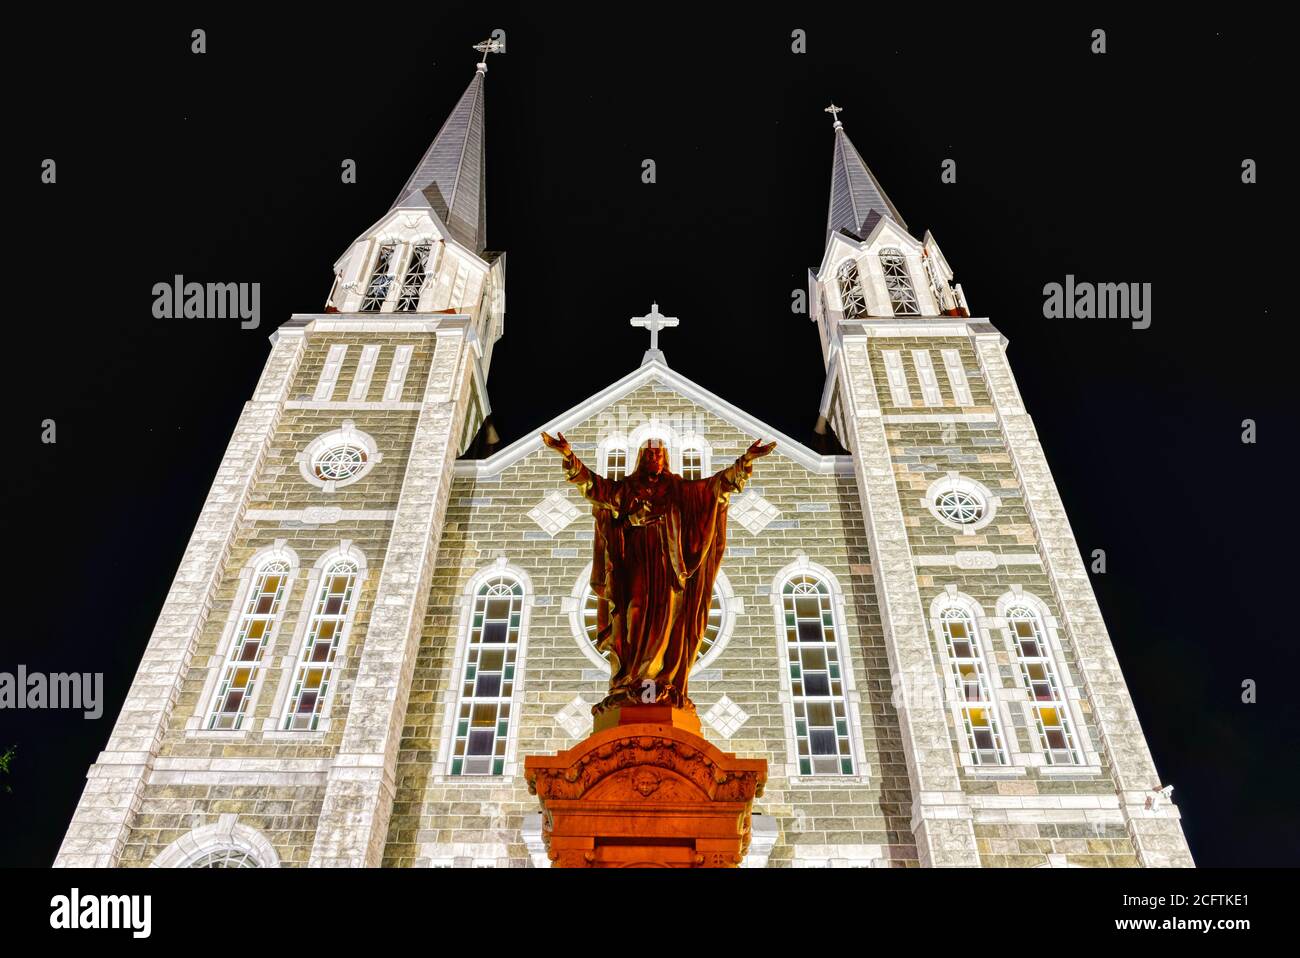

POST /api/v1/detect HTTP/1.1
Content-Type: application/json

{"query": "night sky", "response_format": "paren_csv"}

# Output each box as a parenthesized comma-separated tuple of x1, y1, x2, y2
(6, 8, 1293, 867)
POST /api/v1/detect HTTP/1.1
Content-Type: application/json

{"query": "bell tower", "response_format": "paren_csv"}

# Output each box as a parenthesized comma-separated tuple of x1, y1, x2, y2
(817, 106, 1194, 867)
(326, 41, 506, 449)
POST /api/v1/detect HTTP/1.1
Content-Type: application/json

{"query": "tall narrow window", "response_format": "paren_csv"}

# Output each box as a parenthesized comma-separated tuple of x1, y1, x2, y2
(1006, 606, 1080, 765)
(360, 244, 396, 311)
(680, 444, 703, 479)
(207, 559, 291, 730)
(836, 260, 868, 318)
(782, 573, 854, 775)
(880, 248, 920, 316)
(451, 575, 524, 775)
(282, 559, 358, 730)
(938, 606, 1007, 766)
(396, 244, 432, 311)
(604, 445, 628, 480)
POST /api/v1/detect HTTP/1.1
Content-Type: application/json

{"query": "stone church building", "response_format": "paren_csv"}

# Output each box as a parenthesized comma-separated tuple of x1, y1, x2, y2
(57, 53, 1192, 868)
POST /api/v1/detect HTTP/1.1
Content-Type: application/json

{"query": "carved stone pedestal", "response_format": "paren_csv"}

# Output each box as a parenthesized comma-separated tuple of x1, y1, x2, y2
(524, 706, 767, 868)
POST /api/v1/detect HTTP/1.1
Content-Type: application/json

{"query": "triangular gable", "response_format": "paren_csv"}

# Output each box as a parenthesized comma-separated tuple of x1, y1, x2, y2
(454, 358, 852, 478)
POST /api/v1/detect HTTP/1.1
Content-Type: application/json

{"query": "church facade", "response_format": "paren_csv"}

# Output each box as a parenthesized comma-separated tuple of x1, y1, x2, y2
(57, 53, 1193, 868)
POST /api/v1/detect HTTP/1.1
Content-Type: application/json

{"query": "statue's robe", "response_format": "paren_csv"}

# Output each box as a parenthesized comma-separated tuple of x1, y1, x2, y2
(562, 447, 752, 711)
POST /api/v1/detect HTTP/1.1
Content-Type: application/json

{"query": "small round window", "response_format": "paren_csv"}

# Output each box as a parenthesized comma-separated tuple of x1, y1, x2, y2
(935, 489, 983, 525)
(299, 421, 380, 491)
(313, 443, 368, 482)
(926, 475, 997, 533)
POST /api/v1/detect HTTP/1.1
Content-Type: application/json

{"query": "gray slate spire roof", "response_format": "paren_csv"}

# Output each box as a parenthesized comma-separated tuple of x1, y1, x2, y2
(827, 124, 907, 240)
(392, 66, 487, 253)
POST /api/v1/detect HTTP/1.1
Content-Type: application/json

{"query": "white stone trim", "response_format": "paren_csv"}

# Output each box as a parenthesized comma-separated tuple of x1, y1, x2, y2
(767, 556, 871, 782)
(313, 344, 348, 401)
(383, 344, 415, 402)
(151, 815, 281, 868)
(347, 344, 381, 401)
(882, 412, 997, 424)
(790, 844, 886, 868)
(912, 551, 1041, 569)
(244, 508, 397, 524)
(923, 472, 1000, 534)
(287, 400, 422, 412)
(939, 348, 975, 406)
(880, 349, 913, 406)
(297, 420, 383, 492)
(741, 815, 780, 868)
(911, 349, 944, 406)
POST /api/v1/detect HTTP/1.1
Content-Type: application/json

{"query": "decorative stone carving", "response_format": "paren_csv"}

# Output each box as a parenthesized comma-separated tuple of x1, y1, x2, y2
(525, 710, 767, 868)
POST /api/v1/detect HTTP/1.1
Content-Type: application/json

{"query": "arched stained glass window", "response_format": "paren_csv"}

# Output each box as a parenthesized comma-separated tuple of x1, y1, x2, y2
(452, 574, 524, 776)
(1006, 606, 1080, 765)
(282, 559, 358, 731)
(938, 605, 1007, 766)
(207, 558, 291, 731)
(781, 573, 855, 775)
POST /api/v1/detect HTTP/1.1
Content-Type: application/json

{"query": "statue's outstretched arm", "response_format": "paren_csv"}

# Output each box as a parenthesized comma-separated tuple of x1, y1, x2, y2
(710, 438, 777, 498)
(541, 431, 618, 511)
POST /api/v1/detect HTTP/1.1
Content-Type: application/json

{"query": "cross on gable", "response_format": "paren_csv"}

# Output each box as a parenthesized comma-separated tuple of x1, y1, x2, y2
(630, 302, 680, 356)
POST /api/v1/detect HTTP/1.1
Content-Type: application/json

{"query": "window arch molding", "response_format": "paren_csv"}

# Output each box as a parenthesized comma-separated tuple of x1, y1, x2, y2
(928, 588, 1018, 771)
(567, 561, 736, 674)
(436, 558, 536, 779)
(596, 433, 631, 480)
(298, 420, 382, 492)
(151, 815, 281, 868)
(993, 588, 1099, 769)
(767, 556, 870, 781)
(677, 433, 712, 479)
(264, 542, 368, 734)
(924, 473, 1000, 534)
(190, 542, 301, 734)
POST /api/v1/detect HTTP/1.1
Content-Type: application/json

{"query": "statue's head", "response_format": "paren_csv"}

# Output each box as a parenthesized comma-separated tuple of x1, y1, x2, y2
(634, 440, 668, 477)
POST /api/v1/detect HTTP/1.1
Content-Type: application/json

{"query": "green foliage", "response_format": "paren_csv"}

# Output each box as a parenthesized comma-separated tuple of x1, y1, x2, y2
(0, 745, 14, 792)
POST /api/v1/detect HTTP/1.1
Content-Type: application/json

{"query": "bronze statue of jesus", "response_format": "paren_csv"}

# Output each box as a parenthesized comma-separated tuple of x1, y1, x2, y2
(541, 431, 776, 716)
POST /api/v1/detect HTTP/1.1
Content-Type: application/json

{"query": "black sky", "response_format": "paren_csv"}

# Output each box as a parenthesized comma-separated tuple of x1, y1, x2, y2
(4, 7, 1294, 866)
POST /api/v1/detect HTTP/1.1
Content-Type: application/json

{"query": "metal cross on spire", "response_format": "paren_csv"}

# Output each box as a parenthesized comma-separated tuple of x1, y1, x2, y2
(630, 302, 679, 366)
(824, 102, 844, 129)
(473, 37, 504, 71)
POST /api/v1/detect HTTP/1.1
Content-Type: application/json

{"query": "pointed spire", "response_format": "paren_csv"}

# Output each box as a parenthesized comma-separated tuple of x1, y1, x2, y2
(392, 42, 501, 253)
(824, 104, 907, 240)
